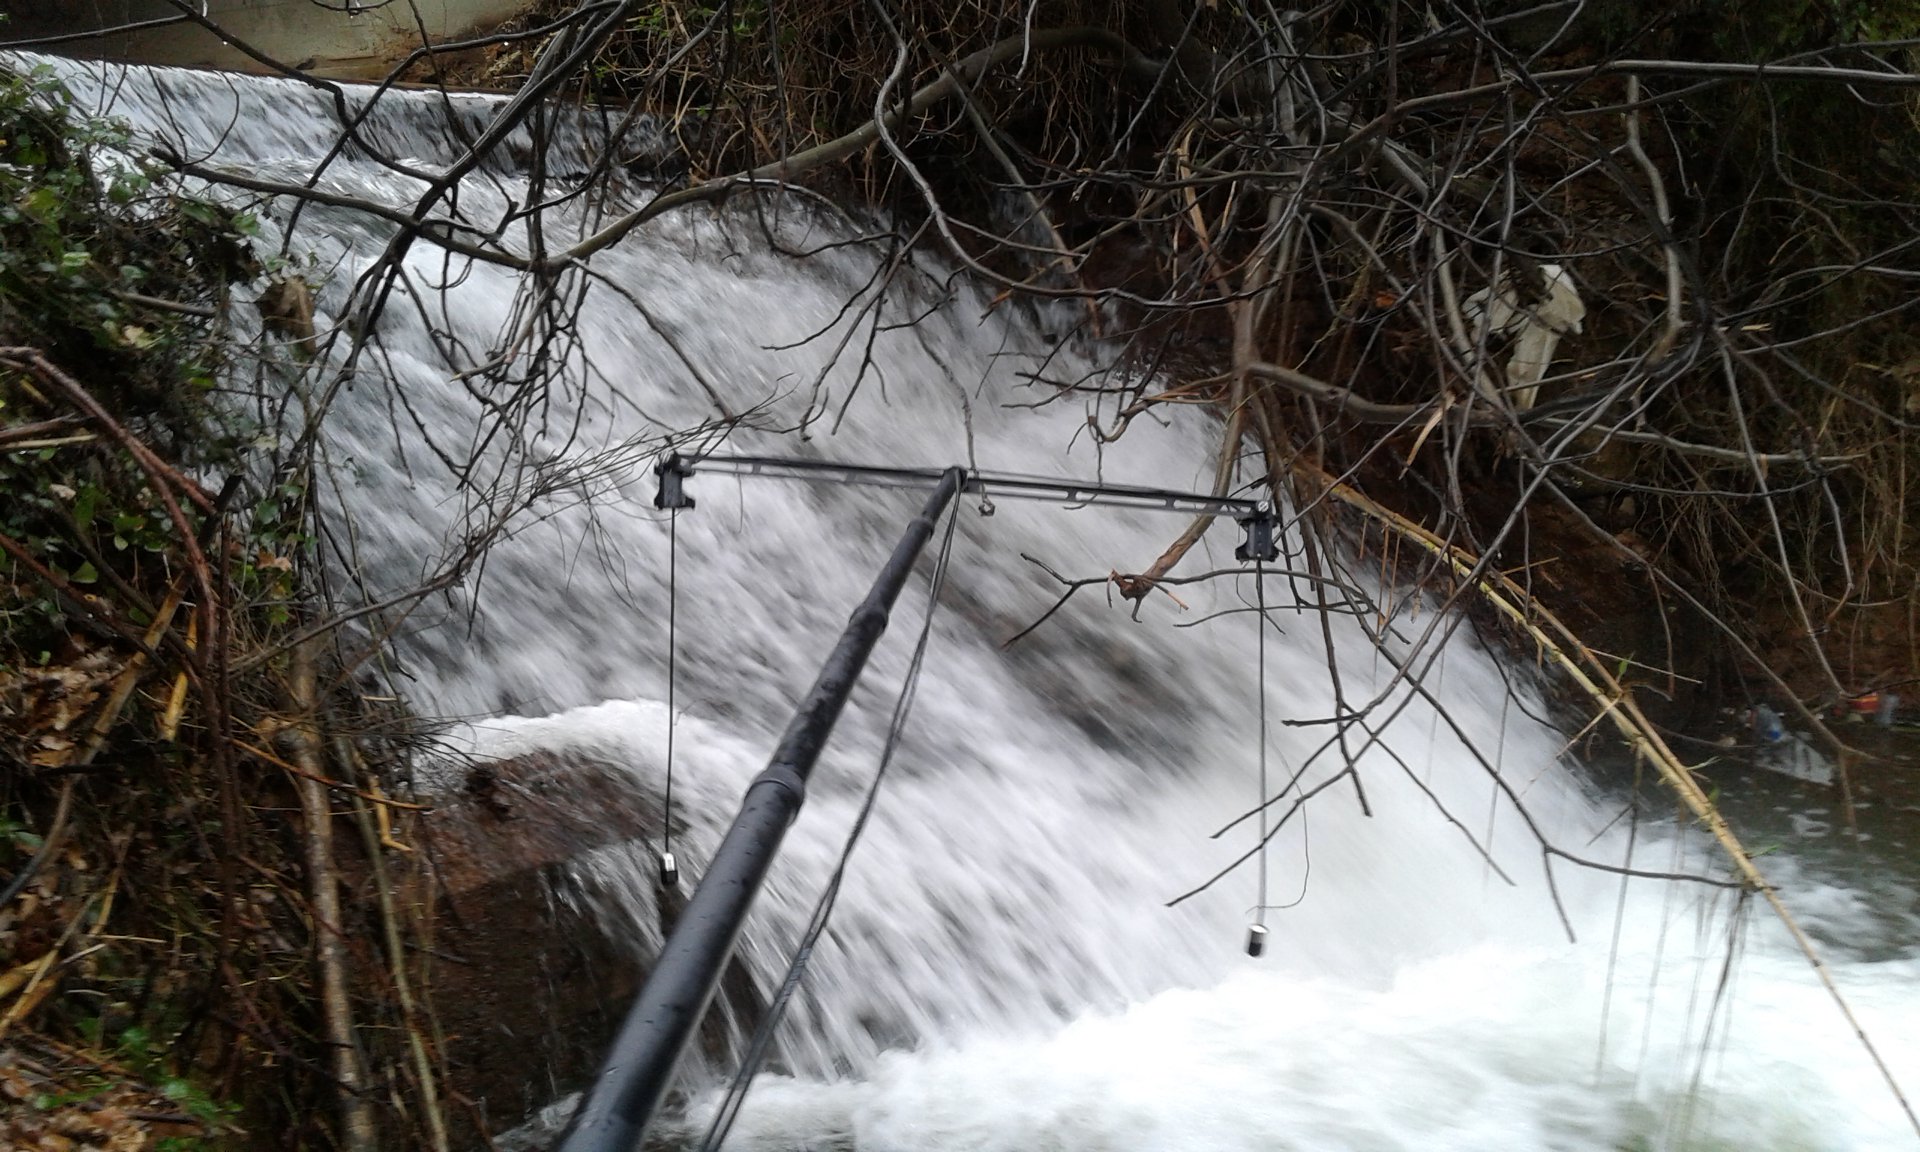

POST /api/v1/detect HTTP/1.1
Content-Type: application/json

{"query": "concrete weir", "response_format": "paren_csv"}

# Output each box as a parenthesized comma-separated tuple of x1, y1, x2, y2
(0, 0, 532, 78)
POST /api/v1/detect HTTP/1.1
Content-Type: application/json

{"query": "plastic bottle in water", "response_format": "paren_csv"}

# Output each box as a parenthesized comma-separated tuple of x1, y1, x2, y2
(1752, 703, 1786, 743)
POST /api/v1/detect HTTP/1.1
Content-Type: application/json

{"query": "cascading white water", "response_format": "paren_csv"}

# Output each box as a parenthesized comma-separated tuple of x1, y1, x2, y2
(40, 57, 1920, 1150)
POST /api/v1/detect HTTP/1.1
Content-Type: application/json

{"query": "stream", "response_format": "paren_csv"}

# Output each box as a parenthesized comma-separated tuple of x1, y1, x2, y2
(37, 56, 1920, 1151)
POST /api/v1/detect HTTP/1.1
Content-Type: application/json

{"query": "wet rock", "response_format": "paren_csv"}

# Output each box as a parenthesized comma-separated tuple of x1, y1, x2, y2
(417, 751, 659, 1141)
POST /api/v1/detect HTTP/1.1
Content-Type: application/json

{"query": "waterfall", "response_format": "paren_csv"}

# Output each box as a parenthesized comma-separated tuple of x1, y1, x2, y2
(38, 57, 1920, 1150)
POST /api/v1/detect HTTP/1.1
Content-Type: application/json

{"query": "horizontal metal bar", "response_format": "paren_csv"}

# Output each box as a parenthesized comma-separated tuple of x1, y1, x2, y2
(675, 452, 1266, 517)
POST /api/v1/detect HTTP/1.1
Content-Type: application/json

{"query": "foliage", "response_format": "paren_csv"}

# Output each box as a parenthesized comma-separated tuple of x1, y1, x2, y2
(0, 63, 258, 670)
(0, 64, 253, 417)
(0, 60, 423, 1152)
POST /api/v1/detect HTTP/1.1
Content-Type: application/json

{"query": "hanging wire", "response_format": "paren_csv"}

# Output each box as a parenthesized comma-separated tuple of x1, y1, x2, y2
(1249, 556, 1271, 957)
(1257, 556, 1269, 913)
(695, 502, 962, 1152)
(661, 506, 681, 888)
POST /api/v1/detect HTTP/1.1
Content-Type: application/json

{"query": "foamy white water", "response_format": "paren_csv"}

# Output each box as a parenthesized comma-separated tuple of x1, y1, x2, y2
(38, 56, 1920, 1150)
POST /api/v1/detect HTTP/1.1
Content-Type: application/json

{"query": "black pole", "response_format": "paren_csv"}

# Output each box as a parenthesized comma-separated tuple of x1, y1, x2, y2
(553, 466, 966, 1152)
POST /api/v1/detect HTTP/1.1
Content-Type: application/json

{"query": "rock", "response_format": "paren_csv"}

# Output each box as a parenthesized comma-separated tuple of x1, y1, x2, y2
(414, 751, 659, 1139)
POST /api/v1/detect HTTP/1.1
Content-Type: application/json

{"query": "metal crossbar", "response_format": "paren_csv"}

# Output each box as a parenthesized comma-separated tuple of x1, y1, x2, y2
(670, 451, 1268, 517)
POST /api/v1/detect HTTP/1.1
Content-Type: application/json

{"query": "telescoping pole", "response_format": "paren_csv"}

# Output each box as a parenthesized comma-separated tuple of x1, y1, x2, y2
(553, 466, 966, 1152)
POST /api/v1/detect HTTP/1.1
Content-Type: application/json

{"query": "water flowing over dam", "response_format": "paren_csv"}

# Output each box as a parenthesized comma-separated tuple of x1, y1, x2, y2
(42, 56, 1920, 1151)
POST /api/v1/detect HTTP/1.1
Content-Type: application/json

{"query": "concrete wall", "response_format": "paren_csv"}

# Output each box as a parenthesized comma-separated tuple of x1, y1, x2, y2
(2, 0, 532, 78)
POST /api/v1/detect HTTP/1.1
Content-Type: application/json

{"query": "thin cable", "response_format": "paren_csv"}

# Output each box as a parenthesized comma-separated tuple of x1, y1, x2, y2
(661, 506, 680, 881)
(1256, 557, 1270, 918)
(696, 503, 961, 1152)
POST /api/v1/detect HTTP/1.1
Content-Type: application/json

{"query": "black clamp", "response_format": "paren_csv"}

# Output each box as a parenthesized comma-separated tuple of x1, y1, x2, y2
(654, 454, 696, 510)
(1235, 504, 1279, 563)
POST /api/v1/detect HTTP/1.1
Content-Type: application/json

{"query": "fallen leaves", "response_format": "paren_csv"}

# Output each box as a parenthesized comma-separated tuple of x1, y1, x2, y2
(0, 648, 126, 768)
(0, 1037, 210, 1152)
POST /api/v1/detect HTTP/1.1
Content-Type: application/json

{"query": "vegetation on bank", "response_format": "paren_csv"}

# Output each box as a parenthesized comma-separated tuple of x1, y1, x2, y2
(0, 64, 448, 1150)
